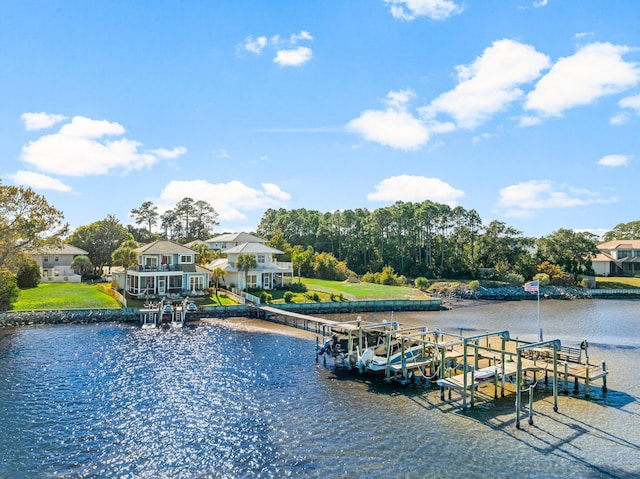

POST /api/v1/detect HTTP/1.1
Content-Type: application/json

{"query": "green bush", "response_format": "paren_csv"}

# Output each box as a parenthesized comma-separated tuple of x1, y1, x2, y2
(468, 280, 481, 290)
(415, 277, 429, 290)
(504, 273, 524, 285)
(290, 282, 307, 293)
(284, 291, 294, 303)
(0, 269, 19, 311)
(260, 291, 272, 303)
(16, 259, 41, 289)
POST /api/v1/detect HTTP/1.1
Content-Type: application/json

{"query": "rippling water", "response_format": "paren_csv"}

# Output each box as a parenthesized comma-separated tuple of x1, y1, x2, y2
(1, 300, 639, 478)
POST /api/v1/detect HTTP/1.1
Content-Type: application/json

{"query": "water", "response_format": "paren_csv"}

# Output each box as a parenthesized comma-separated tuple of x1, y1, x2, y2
(0, 300, 638, 478)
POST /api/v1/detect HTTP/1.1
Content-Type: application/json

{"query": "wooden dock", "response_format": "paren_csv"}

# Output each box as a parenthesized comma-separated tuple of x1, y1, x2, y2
(257, 304, 609, 427)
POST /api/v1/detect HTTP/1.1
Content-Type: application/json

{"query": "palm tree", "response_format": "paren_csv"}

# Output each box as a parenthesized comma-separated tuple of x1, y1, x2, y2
(236, 253, 257, 291)
(211, 267, 227, 304)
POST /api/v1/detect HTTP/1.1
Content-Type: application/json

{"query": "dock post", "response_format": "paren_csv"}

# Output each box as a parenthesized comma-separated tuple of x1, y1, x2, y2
(500, 336, 506, 397)
(440, 346, 446, 401)
(470, 342, 478, 408)
(602, 361, 607, 393)
(462, 338, 469, 411)
(316, 337, 319, 363)
(515, 350, 522, 429)
(553, 346, 558, 412)
(585, 364, 590, 398)
(528, 384, 534, 426)
(563, 362, 569, 394)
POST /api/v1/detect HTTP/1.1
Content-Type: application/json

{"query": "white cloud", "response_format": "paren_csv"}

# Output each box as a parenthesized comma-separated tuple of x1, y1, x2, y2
(243, 30, 313, 66)
(274, 46, 313, 67)
(8, 170, 72, 192)
(20, 115, 178, 177)
(597, 154, 629, 167)
(533, 0, 548, 7)
(609, 112, 630, 125)
(244, 36, 268, 54)
(525, 42, 640, 117)
(157, 179, 291, 221)
(21, 112, 68, 131)
(262, 182, 291, 200)
(496, 179, 618, 217)
(518, 115, 543, 127)
(214, 149, 230, 159)
(150, 146, 187, 159)
(367, 175, 464, 205)
(347, 109, 429, 150)
(421, 39, 550, 129)
(347, 89, 429, 150)
(619, 93, 640, 112)
(384, 0, 463, 21)
(290, 30, 313, 44)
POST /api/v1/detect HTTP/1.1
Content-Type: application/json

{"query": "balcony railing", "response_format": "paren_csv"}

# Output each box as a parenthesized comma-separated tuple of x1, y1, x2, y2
(129, 264, 181, 273)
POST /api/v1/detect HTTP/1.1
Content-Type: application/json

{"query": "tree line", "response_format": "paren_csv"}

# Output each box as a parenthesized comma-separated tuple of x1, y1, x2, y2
(256, 202, 601, 281)
(2, 179, 639, 310)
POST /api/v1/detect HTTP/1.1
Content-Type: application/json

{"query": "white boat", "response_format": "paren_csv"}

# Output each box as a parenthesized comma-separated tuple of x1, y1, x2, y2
(357, 340, 425, 373)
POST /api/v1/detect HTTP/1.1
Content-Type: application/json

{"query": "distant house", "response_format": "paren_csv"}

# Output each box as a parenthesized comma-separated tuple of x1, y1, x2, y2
(206, 233, 293, 290)
(592, 240, 640, 277)
(204, 232, 267, 251)
(124, 240, 210, 298)
(27, 244, 88, 283)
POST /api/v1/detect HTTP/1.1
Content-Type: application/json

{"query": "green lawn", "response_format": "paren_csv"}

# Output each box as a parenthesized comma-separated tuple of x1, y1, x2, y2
(301, 278, 431, 300)
(595, 276, 640, 289)
(13, 282, 121, 311)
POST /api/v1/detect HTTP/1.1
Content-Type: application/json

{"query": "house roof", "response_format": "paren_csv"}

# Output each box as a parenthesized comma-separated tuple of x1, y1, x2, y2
(598, 239, 640, 250)
(185, 239, 207, 248)
(134, 240, 197, 255)
(28, 243, 88, 255)
(224, 242, 283, 255)
(206, 232, 267, 244)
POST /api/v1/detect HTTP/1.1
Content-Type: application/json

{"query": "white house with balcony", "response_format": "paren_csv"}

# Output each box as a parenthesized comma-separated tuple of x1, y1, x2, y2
(206, 234, 293, 290)
(592, 239, 640, 277)
(124, 240, 210, 298)
(27, 244, 88, 283)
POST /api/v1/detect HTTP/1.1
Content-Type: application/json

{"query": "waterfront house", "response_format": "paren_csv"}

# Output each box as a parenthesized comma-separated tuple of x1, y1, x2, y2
(27, 244, 88, 283)
(592, 239, 640, 276)
(124, 240, 210, 298)
(206, 234, 293, 290)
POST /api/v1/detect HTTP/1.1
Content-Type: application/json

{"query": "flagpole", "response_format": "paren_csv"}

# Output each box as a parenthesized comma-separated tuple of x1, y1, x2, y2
(537, 286, 541, 341)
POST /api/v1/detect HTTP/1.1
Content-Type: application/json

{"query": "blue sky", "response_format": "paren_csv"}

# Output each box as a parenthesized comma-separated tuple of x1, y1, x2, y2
(2, 0, 639, 239)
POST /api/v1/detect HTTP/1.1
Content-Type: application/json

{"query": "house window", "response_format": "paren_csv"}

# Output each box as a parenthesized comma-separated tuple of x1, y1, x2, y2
(180, 255, 192, 264)
(54, 256, 59, 262)
(189, 276, 204, 291)
(257, 255, 265, 264)
(145, 257, 158, 267)
(44, 257, 49, 262)
(162, 255, 173, 265)
(247, 274, 258, 288)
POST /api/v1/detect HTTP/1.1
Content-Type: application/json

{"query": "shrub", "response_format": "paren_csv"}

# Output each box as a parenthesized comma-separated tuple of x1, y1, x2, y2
(0, 269, 19, 311)
(361, 272, 375, 283)
(415, 277, 429, 291)
(260, 291, 272, 303)
(284, 291, 294, 303)
(533, 273, 550, 286)
(290, 282, 307, 293)
(468, 280, 481, 290)
(504, 273, 524, 286)
(16, 259, 41, 289)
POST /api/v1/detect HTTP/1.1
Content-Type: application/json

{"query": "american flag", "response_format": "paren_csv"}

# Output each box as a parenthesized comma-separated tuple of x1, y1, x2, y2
(524, 280, 539, 293)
